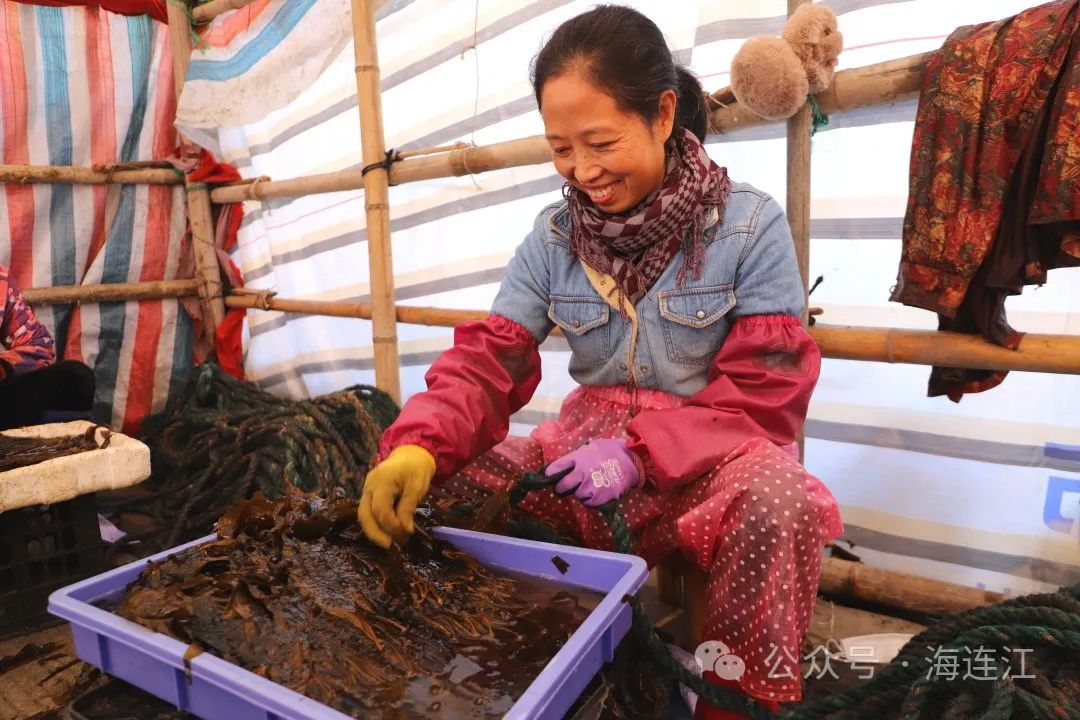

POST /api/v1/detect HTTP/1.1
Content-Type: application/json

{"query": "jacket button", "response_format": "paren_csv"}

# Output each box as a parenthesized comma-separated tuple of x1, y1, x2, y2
(696, 310, 706, 319)
(572, 319, 581, 328)
(639, 364, 649, 373)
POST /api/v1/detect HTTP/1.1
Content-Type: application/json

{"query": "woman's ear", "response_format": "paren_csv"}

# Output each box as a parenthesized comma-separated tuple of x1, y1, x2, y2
(656, 88, 677, 141)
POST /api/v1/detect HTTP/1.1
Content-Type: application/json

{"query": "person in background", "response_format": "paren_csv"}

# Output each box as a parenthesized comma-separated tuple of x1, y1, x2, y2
(0, 264, 95, 430)
(359, 6, 843, 718)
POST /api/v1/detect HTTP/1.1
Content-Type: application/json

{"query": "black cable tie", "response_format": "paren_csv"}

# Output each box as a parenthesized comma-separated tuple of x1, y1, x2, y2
(360, 148, 402, 185)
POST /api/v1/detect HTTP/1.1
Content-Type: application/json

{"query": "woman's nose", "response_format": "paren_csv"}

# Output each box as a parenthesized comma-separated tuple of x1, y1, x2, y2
(575, 160, 603, 185)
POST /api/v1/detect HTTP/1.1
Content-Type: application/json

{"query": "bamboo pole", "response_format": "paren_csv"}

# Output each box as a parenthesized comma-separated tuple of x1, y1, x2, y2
(788, 0, 812, 461)
(211, 168, 359, 204)
(225, 294, 490, 327)
(787, 0, 812, 327)
(352, 0, 401, 403)
(24, 279, 201, 305)
(166, 2, 226, 348)
(710, 51, 929, 133)
(224, 296, 1080, 375)
(811, 325, 1080, 374)
(209, 53, 930, 205)
(819, 557, 1005, 616)
(191, 0, 259, 23)
(387, 136, 551, 184)
(209, 136, 552, 204)
(0, 164, 182, 185)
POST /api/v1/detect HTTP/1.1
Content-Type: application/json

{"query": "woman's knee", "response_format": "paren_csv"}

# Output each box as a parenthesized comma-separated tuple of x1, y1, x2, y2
(739, 472, 815, 542)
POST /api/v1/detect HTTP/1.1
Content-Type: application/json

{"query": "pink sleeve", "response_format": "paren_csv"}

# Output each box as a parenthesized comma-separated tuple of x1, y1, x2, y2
(377, 314, 542, 479)
(0, 270, 56, 380)
(625, 315, 820, 492)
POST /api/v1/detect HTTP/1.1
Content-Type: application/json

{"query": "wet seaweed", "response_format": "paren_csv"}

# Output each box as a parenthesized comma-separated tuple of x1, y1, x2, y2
(112, 491, 593, 719)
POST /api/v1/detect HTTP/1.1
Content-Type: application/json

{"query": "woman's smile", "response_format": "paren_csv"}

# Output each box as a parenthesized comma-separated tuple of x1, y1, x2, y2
(580, 180, 620, 206)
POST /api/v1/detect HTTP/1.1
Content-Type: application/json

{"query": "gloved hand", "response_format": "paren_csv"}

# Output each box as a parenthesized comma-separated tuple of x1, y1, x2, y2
(358, 444, 436, 549)
(544, 438, 642, 508)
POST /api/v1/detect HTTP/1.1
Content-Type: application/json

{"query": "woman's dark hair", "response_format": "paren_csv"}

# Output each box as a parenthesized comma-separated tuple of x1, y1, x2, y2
(531, 5, 709, 142)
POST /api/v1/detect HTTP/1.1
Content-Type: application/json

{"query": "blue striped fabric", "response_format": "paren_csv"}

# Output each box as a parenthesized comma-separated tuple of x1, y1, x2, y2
(93, 15, 152, 425)
(37, 6, 77, 350)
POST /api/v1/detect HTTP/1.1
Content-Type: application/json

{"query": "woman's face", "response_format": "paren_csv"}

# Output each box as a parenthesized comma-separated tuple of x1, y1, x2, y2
(540, 70, 676, 214)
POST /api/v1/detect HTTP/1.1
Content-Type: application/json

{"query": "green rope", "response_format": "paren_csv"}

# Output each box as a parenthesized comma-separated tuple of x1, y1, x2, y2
(108, 364, 398, 560)
(808, 95, 829, 136)
(508, 470, 1080, 720)
(513, 471, 778, 719)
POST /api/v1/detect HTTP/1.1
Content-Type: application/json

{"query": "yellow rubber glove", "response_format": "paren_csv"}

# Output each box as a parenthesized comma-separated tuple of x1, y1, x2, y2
(358, 444, 436, 549)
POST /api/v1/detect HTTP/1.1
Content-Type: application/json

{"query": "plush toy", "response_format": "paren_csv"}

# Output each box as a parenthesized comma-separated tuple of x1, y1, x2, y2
(783, 4, 844, 93)
(730, 5, 843, 121)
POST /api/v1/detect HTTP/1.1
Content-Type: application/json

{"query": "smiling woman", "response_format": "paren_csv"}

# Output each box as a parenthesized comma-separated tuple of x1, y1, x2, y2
(532, 4, 705, 213)
(540, 72, 673, 212)
(359, 6, 844, 719)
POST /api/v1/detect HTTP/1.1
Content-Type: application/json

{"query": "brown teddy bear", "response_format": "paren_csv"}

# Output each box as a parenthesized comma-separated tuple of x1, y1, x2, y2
(730, 5, 843, 121)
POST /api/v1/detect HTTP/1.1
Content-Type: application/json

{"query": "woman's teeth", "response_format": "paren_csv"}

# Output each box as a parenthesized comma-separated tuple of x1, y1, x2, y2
(586, 182, 617, 203)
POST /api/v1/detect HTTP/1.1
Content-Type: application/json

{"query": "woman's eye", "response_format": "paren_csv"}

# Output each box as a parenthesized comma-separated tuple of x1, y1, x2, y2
(590, 141, 614, 150)
(553, 147, 571, 156)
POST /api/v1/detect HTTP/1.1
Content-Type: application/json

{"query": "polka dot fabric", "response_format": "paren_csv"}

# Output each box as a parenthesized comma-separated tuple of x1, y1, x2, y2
(437, 384, 844, 704)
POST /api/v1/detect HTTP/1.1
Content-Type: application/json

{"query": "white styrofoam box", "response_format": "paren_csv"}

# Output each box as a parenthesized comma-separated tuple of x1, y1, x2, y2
(0, 421, 151, 512)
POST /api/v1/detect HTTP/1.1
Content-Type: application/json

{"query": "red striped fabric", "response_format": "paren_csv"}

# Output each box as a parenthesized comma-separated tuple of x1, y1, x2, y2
(122, 32, 177, 432)
(0, 3, 35, 287)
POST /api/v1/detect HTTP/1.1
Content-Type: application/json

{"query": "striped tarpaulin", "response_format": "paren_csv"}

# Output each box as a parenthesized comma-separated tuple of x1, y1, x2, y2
(0, 2, 192, 433)
(174, 0, 353, 150)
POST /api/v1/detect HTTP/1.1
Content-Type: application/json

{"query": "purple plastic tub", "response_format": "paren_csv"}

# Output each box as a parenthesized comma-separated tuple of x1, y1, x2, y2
(48, 527, 648, 720)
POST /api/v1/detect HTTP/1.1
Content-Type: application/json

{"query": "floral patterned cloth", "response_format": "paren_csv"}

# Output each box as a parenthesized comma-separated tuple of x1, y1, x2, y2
(0, 264, 55, 382)
(891, 0, 1080, 400)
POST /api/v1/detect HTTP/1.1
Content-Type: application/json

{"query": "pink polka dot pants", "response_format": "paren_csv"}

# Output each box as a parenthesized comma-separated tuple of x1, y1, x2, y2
(437, 385, 844, 704)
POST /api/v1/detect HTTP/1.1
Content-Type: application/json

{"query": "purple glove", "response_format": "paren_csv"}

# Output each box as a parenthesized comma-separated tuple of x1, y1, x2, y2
(544, 438, 642, 508)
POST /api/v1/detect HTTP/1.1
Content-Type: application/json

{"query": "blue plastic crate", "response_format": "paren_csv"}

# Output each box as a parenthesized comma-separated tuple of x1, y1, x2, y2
(49, 527, 648, 720)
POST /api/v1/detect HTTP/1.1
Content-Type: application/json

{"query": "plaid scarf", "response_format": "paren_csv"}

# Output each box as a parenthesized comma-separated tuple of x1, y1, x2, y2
(564, 127, 733, 307)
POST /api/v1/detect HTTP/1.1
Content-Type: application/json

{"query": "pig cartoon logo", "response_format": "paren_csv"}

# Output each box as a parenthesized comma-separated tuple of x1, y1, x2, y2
(695, 640, 746, 681)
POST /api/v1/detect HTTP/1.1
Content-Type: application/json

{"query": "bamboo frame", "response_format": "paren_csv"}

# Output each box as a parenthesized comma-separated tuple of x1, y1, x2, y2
(224, 295, 1080, 375)
(0, 164, 181, 185)
(352, 0, 401, 403)
(209, 52, 929, 205)
(167, 2, 226, 347)
(209, 136, 553, 203)
(23, 279, 200, 305)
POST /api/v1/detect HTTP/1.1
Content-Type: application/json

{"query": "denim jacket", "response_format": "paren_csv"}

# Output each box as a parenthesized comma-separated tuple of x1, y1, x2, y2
(490, 183, 806, 397)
